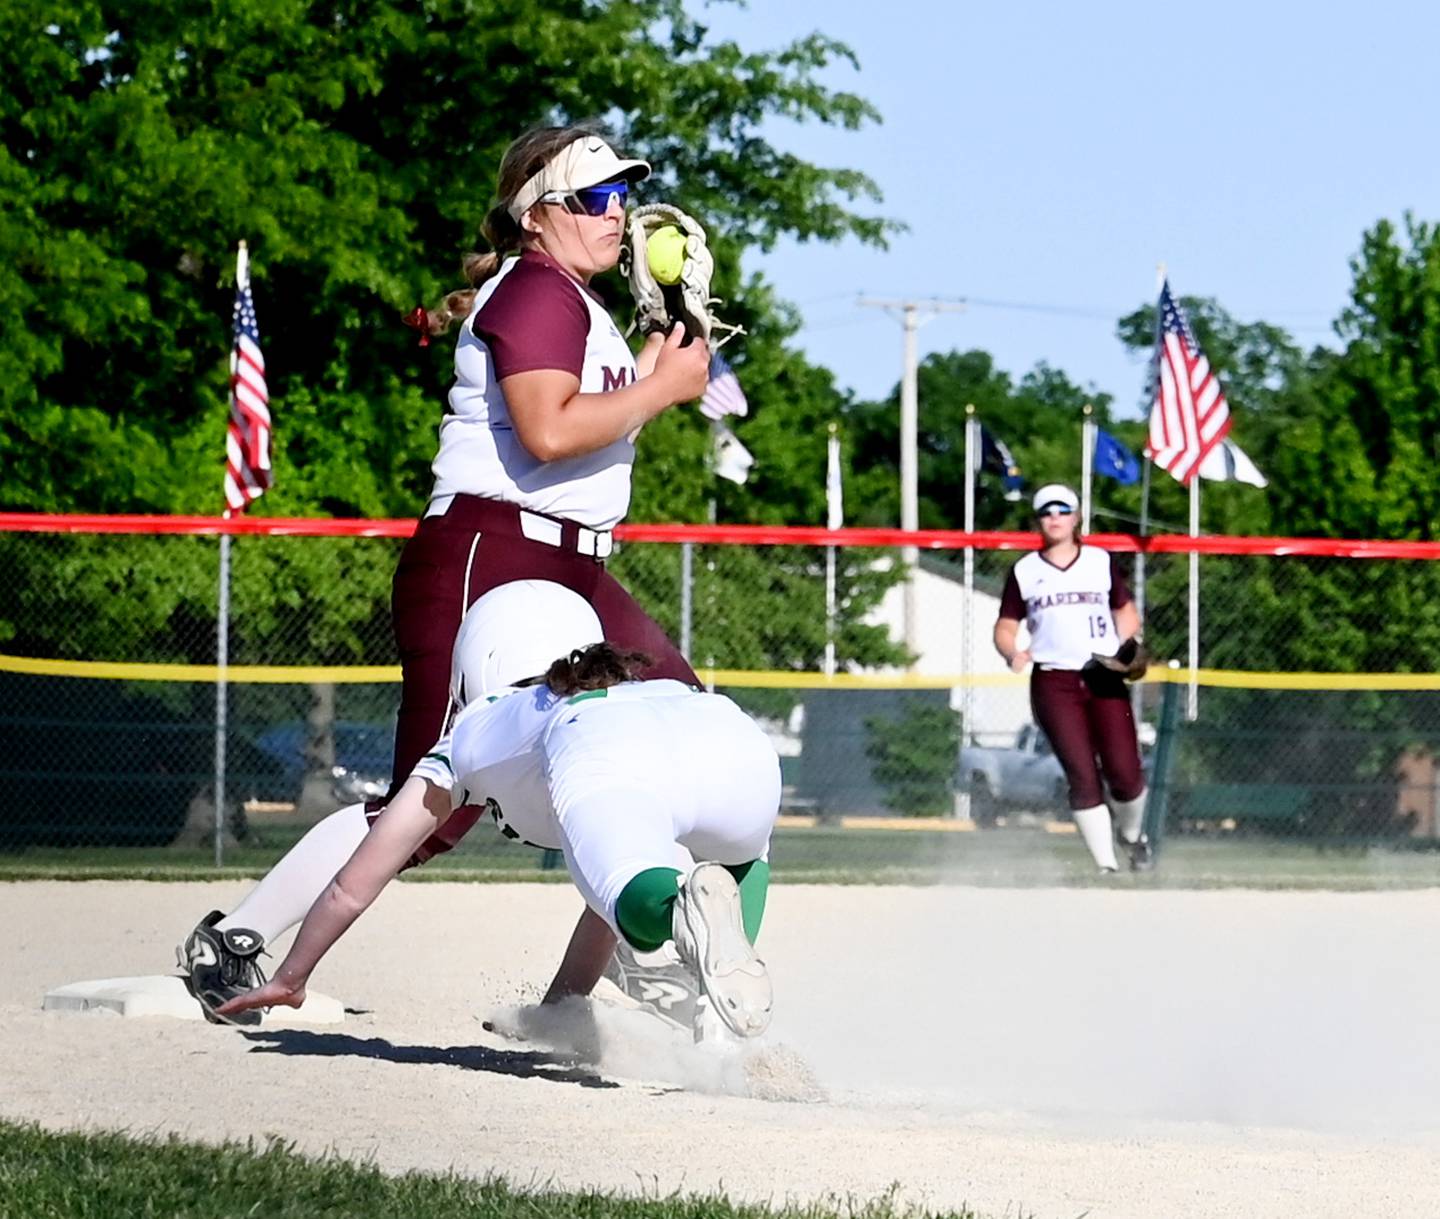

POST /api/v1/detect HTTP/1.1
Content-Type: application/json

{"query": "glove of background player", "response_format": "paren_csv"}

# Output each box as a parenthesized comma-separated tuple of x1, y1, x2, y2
(1089, 637, 1149, 682)
(621, 203, 742, 348)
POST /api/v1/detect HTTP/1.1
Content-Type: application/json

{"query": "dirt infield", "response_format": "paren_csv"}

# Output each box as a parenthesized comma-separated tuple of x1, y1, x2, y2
(4, 880, 1439, 1219)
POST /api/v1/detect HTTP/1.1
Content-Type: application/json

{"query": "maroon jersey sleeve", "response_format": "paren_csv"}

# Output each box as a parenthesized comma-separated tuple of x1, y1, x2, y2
(472, 257, 590, 380)
(998, 568, 1025, 620)
(1109, 554, 1133, 610)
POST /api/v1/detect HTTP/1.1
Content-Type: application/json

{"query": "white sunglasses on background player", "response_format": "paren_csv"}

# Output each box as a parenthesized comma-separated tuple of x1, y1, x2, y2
(1036, 505, 1075, 518)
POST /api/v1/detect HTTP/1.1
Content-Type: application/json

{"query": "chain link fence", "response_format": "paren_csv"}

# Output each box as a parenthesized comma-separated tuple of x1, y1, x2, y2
(3, 521, 1440, 874)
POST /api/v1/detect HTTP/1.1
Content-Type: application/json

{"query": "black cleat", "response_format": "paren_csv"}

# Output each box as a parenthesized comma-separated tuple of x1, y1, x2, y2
(1128, 837, 1156, 872)
(178, 911, 268, 1026)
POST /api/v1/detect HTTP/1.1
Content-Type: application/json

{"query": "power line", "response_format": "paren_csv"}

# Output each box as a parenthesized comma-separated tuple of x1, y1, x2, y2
(796, 293, 1341, 341)
(965, 296, 1120, 321)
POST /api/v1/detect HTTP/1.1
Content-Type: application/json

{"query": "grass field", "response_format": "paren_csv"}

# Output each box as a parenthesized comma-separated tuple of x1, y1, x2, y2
(0, 1120, 989, 1219)
(4, 821, 1440, 888)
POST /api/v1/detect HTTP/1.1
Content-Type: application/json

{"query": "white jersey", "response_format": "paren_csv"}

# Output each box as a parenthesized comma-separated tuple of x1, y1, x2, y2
(1002, 547, 1128, 670)
(410, 679, 698, 850)
(429, 253, 638, 530)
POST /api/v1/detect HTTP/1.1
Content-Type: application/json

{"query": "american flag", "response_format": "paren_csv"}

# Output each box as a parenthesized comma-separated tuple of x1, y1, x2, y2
(1145, 279, 1231, 484)
(699, 350, 748, 421)
(224, 242, 272, 514)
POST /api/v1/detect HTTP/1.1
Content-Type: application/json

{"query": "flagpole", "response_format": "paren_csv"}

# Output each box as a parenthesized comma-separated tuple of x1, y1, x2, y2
(824, 423, 841, 678)
(1136, 459, 1151, 625)
(1137, 262, 1165, 650)
(212, 239, 253, 867)
(1187, 475, 1200, 722)
(962, 412, 976, 728)
(704, 495, 717, 691)
(213, 529, 231, 866)
(680, 540, 693, 660)
(959, 407, 977, 820)
(1080, 404, 1095, 534)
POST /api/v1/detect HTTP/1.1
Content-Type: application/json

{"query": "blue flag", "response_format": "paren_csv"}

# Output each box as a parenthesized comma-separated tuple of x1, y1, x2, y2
(1093, 427, 1140, 485)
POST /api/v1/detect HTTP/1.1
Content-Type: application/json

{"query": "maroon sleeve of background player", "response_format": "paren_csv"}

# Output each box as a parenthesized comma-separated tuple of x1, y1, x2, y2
(998, 568, 1025, 620)
(1109, 553, 1133, 609)
(472, 259, 589, 379)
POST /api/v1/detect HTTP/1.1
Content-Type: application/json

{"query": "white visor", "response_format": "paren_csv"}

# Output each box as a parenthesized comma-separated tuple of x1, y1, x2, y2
(1031, 483, 1079, 513)
(508, 136, 651, 220)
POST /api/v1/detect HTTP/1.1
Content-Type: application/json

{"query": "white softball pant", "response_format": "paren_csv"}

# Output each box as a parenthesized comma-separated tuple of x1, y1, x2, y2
(542, 690, 781, 933)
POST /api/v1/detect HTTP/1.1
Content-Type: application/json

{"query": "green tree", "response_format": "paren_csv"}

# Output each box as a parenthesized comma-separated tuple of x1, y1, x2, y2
(1266, 216, 1440, 674)
(1113, 293, 1326, 669)
(1113, 240, 1440, 677)
(846, 350, 1118, 533)
(1115, 292, 1316, 540)
(0, 0, 902, 658)
(0, 1, 907, 818)
(1111, 225, 1440, 826)
(864, 701, 959, 817)
(1, 0, 893, 518)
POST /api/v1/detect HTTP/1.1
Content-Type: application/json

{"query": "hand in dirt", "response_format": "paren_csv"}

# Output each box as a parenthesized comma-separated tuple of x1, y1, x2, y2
(484, 999, 600, 1059)
(214, 977, 306, 1019)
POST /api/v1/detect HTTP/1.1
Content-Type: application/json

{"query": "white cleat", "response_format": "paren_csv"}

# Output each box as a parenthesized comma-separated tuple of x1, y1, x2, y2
(671, 863, 772, 1039)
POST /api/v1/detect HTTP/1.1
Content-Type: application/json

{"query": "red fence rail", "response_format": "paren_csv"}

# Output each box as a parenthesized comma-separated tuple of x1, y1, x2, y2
(2, 512, 1439, 560)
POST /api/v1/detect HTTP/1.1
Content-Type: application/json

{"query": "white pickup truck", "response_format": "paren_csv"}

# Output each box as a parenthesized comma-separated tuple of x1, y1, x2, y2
(958, 723, 1067, 826)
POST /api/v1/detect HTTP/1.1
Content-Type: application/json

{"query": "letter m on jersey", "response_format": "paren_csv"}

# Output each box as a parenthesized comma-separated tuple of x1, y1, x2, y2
(602, 366, 633, 392)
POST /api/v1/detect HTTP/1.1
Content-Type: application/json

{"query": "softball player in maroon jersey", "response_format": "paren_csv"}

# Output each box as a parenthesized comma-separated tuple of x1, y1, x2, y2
(180, 125, 712, 1020)
(994, 484, 1153, 872)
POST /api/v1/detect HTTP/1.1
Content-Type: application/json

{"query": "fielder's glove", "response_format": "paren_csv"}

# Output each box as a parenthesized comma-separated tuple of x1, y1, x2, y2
(620, 203, 743, 349)
(1089, 637, 1149, 682)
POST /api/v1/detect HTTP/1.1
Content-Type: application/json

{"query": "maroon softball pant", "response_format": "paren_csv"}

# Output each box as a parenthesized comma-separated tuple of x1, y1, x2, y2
(383, 495, 698, 864)
(1030, 667, 1145, 810)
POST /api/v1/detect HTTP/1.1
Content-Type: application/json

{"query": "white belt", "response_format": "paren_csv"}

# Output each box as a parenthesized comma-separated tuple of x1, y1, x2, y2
(517, 509, 613, 559)
(575, 528, 614, 559)
(423, 495, 613, 559)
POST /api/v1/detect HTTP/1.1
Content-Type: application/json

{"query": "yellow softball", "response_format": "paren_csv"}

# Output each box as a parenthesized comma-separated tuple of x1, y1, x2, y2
(646, 225, 687, 286)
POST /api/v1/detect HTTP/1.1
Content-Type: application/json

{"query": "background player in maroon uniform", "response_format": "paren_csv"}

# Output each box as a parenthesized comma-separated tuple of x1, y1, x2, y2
(993, 484, 1152, 872)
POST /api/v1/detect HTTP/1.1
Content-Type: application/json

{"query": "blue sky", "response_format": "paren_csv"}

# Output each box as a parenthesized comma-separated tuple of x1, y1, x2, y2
(695, 1, 1440, 420)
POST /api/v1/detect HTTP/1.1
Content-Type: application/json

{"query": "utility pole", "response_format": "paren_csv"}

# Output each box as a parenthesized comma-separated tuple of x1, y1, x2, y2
(857, 296, 966, 661)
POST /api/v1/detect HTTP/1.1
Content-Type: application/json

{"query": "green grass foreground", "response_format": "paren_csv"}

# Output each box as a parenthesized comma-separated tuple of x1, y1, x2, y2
(4, 824, 1440, 889)
(0, 1120, 989, 1219)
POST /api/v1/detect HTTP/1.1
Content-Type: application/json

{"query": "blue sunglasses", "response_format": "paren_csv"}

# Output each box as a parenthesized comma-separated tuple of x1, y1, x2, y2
(540, 179, 630, 217)
(1037, 505, 1075, 518)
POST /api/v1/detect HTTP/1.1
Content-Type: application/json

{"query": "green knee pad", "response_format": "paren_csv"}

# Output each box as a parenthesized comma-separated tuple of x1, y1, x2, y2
(724, 859, 770, 944)
(614, 867, 682, 952)
(615, 859, 770, 952)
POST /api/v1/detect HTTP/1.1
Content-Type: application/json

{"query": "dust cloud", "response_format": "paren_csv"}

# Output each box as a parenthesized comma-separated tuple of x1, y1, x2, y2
(762, 884, 1440, 1133)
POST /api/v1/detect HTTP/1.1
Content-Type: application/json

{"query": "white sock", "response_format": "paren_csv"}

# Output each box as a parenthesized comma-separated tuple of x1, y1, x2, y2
(1111, 791, 1147, 844)
(217, 803, 370, 945)
(1072, 804, 1119, 871)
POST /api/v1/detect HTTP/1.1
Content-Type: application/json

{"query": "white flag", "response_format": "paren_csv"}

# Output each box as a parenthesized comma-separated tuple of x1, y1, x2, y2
(1197, 438, 1267, 488)
(826, 426, 843, 530)
(711, 422, 754, 485)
